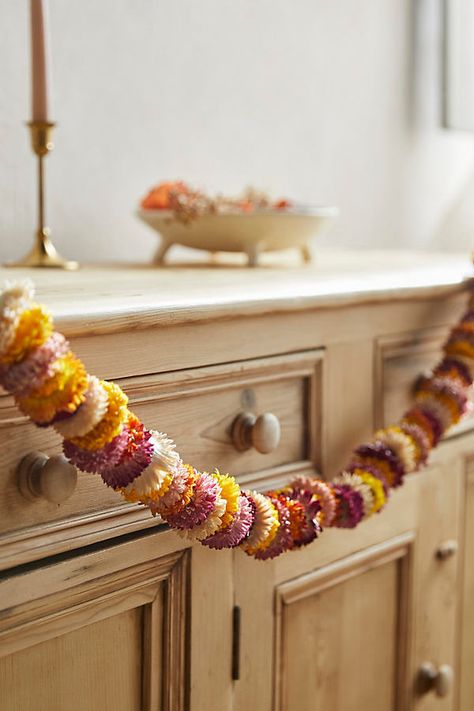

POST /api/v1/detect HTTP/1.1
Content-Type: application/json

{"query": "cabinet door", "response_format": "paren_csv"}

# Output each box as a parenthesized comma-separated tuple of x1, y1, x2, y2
(460, 455, 474, 710)
(233, 459, 463, 711)
(0, 528, 233, 711)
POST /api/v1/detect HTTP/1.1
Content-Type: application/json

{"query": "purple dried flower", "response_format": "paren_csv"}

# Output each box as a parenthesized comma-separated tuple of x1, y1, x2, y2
(63, 426, 129, 474)
(202, 494, 256, 549)
(419, 407, 444, 444)
(0, 332, 68, 396)
(332, 484, 364, 528)
(100, 430, 154, 489)
(353, 441, 405, 487)
(434, 357, 472, 387)
(165, 471, 219, 530)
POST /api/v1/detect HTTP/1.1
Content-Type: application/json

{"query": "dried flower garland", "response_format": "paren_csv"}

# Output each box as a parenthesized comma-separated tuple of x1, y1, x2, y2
(140, 181, 293, 224)
(1, 282, 473, 560)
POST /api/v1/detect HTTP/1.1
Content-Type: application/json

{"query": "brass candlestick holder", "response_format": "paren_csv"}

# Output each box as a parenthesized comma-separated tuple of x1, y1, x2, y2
(7, 121, 78, 269)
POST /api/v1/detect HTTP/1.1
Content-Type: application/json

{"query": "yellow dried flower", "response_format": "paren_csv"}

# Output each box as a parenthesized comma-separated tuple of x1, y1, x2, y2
(212, 470, 240, 529)
(242, 495, 280, 556)
(1, 305, 52, 365)
(354, 468, 386, 514)
(68, 380, 128, 450)
(17, 352, 88, 424)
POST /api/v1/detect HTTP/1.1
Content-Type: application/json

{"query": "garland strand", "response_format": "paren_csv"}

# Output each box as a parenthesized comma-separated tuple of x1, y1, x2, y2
(0, 282, 473, 559)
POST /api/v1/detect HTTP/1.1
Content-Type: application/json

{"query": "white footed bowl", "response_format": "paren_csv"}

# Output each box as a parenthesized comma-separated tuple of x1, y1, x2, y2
(137, 206, 338, 267)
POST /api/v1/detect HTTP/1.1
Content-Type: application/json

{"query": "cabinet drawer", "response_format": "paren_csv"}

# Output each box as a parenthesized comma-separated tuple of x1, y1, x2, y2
(376, 328, 474, 436)
(0, 351, 322, 569)
(125, 351, 322, 488)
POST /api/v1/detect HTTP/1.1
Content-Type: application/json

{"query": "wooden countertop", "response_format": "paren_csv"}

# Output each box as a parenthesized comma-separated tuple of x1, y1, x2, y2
(1, 249, 472, 335)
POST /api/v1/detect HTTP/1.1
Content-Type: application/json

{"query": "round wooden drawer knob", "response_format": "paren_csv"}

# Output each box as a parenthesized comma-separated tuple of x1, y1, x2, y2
(436, 540, 458, 560)
(232, 412, 281, 454)
(418, 662, 454, 697)
(18, 452, 77, 504)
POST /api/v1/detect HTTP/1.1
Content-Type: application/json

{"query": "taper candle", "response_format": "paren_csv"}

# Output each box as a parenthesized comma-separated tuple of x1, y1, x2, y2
(30, 0, 52, 121)
(5, 1, 76, 268)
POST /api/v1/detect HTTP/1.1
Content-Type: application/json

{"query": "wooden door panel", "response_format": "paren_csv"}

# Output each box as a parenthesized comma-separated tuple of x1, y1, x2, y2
(460, 458, 474, 710)
(0, 608, 143, 711)
(0, 531, 190, 711)
(275, 535, 412, 711)
(411, 459, 463, 711)
(233, 471, 421, 711)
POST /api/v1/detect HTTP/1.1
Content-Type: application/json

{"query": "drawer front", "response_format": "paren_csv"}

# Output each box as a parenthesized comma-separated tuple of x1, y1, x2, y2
(125, 351, 322, 487)
(376, 328, 474, 436)
(0, 351, 322, 569)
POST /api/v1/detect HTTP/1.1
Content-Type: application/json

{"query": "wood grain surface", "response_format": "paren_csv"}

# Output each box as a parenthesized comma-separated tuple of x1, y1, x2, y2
(0, 250, 470, 335)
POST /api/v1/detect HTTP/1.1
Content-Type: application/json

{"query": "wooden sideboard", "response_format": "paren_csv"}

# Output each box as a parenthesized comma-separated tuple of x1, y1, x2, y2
(0, 250, 473, 711)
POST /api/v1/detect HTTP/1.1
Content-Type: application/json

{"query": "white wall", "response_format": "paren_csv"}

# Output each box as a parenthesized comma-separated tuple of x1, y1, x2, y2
(1, 0, 474, 264)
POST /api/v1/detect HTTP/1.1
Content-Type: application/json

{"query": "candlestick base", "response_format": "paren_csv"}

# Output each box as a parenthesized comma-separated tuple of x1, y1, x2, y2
(5, 121, 79, 270)
(7, 228, 78, 270)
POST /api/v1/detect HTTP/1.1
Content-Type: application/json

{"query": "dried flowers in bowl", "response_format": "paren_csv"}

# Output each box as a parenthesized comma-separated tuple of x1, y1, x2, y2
(137, 181, 338, 267)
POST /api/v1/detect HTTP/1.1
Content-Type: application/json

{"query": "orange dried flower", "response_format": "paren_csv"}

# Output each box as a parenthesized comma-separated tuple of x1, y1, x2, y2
(445, 340, 474, 360)
(237, 200, 254, 213)
(141, 181, 189, 210)
(274, 198, 293, 209)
